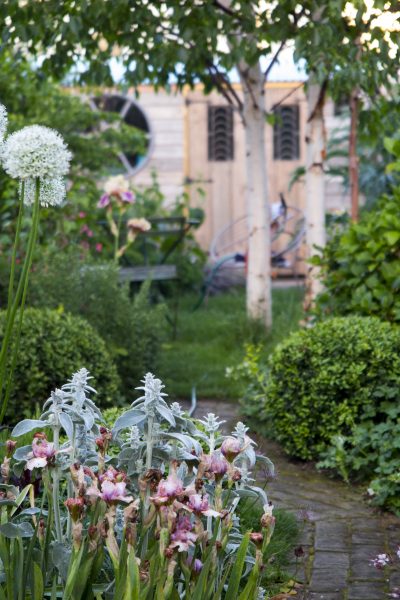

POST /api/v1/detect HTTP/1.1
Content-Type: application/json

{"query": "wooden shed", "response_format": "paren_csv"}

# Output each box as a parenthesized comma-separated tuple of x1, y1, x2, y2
(91, 82, 350, 270)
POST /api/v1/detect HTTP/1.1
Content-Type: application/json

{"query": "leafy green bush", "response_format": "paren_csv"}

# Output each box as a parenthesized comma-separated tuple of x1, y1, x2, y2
(28, 250, 166, 396)
(317, 406, 400, 515)
(313, 192, 400, 322)
(0, 308, 120, 421)
(240, 316, 400, 461)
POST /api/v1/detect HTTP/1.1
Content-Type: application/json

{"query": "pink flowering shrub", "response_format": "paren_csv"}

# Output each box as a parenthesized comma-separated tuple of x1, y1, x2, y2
(0, 370, 276, 598)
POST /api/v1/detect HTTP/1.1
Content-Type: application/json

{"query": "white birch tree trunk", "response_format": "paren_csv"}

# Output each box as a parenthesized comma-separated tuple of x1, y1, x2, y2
(305, 78, 326, 303)
(239, 63, 272, 327)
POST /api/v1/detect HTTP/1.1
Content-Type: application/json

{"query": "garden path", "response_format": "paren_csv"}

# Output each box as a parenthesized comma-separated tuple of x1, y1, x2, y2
(191, 399, 400, 600)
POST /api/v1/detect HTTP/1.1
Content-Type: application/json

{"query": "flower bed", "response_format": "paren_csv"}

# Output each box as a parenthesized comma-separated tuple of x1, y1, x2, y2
(0, 369, 277, 598)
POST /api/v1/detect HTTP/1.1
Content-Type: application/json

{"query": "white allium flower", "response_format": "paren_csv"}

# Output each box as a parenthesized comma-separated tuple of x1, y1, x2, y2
(0, 104, 8, 143)
(21, 176, 66, 207)
(3, 125, 71, 180)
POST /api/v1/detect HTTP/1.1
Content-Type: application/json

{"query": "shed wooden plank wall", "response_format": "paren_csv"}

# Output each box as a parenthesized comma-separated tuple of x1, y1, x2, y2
(125, 83, 350, 273)
(130, 87, 185, 205)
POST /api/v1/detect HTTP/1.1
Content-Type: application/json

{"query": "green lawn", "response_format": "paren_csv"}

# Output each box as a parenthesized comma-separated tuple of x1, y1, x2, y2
(159, 286, 304, 400)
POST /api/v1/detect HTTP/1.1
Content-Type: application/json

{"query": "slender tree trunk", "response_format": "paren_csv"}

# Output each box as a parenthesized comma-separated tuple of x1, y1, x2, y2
(349, 88, 359, 221)
(304, 78, 327, 305)
(239, 63, 272, 327)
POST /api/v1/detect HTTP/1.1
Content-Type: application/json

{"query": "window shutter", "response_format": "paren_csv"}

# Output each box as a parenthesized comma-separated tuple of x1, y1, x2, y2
(273, 105, 300, 160)
(208, 106, 234, 161)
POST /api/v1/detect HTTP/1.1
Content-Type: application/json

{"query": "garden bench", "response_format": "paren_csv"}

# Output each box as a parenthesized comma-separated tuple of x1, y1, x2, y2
(117, 216, 199, 283)
(119, 264, 177, 282)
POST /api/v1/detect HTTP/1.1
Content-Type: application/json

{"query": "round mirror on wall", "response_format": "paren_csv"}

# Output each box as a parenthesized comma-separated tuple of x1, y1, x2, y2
(90, 93, 152, 175)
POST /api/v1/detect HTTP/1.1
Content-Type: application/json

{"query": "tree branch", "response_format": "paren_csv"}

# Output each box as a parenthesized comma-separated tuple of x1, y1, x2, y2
(212, 0, 237, 17)
(271, 82, 304, 110)
(264, 40, 286, 81)
(206, 60, 243, 112)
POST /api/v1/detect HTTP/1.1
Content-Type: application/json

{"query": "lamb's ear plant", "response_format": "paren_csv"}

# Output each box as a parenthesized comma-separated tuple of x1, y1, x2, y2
(0, 113, 71, 422)
(1, 369, 276, 598)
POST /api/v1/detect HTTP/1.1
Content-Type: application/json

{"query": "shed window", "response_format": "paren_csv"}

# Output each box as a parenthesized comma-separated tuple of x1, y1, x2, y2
(273, 105, 300, 160)
(208, 106, 234, 161)
(91, 94, 151, 174)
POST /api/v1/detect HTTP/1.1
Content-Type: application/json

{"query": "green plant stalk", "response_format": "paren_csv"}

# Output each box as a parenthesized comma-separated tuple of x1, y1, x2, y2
(207, 430, 216, 536)
(52, 423, 63, 544)
(0, 515, 12, 600)
(141, 414, 154, 559)
(16, 537, 24, 600)
(66, 424, 77, 540)
(0, 180, 41, 422)
(6, 183, 25, 319)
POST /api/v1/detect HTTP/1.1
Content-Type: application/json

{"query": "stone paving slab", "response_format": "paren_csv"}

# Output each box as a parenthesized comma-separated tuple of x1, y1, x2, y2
(347, 580, 387, 599)
(190, 399, 400, 599)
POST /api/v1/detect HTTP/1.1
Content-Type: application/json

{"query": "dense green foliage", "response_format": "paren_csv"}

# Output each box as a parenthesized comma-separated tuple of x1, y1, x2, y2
(320, 96, 400, 208)
(0, 308, 120, 421)
(236, 315, 400, 512)
(27, 251, 165, 397)
(160, 287, 304, 400)
(313, 193, 400, 322)
(0, 53, 146, 257)
(239, 317, 400, 461)
(0, 53, 144, 178)
(317, 408, 400, 515)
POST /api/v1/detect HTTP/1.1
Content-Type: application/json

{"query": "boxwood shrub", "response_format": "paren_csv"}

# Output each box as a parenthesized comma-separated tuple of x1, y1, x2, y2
(27, 252, 166, 397)
(246, 316, 400, 461)
(0, 308, 120, 421)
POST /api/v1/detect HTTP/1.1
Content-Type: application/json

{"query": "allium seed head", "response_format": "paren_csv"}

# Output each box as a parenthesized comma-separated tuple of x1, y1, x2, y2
(3, 125, 71, 180)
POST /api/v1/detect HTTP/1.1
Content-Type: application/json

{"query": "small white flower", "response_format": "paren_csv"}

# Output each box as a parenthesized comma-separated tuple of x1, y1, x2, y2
(0, 104, 8, 144)
(370, 553, 390, 569)
(3, 125, 71, 180)
(21, 176, 66, 207)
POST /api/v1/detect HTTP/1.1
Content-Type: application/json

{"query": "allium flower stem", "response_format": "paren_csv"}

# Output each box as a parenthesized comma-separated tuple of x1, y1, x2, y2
(6, 184, 24, 321)
(0, 180, 41, 422)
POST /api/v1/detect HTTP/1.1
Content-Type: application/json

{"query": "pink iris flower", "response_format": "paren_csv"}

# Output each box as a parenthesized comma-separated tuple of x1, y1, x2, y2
(97, 190, 134, 209)
(99, 466, 126, 484)
(187, 493, 220, 517)
(26, 436, 56, 470)
(187, 557, 203, 574)
(87, 480, 133, 504)
(220, 437, 243, 462)
(210, 452, 229, 477)
(151, 472, 184, 505)
(170, 516, 197, 552)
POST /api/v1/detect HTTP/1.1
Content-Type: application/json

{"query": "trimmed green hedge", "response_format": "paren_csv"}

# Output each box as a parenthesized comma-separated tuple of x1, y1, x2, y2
(1, 308, 120, 421)
(244, 316, 400, 461)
